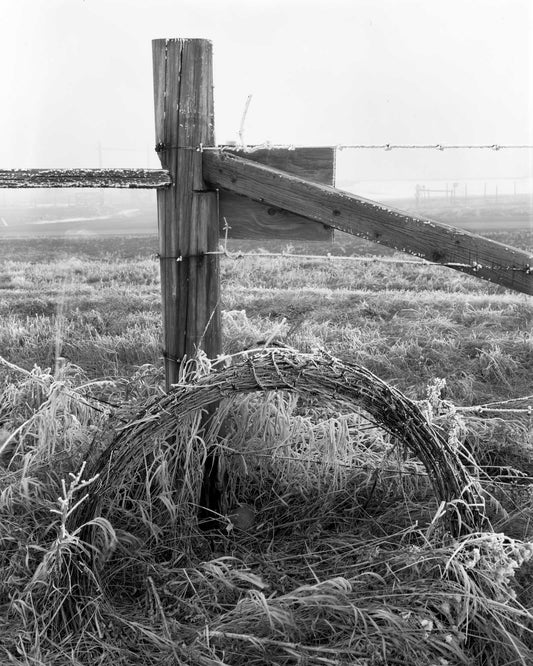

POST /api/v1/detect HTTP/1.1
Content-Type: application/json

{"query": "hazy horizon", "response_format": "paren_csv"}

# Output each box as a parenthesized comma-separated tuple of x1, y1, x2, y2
(0, 0, 531, 190)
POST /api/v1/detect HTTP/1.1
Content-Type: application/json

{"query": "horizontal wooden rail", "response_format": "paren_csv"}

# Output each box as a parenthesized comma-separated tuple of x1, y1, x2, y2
(202, 150, 533, 295)
(0, 168, 171, 188)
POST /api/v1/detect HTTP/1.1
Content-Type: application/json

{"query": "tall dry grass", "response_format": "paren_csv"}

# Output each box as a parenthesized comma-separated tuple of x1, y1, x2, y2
(0, 232, 531, 662)
(1, 350, 532, 664)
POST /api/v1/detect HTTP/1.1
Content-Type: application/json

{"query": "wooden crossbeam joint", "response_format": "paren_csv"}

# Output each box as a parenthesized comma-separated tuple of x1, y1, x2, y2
(216, 146, 335, 241)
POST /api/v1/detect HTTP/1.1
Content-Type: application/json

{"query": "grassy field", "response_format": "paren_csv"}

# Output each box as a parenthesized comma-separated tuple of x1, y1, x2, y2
(1, 230, 530, 403)
(0, 229, 532, 664)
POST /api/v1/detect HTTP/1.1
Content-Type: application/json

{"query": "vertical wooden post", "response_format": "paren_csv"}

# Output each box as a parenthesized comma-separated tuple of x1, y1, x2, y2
(153, 38, 220, 390)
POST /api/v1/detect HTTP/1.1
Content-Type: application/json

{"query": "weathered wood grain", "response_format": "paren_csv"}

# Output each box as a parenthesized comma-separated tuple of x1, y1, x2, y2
(153, 38, 220, 388)
(219, 192, 332, 241)
(217, 146, 334, 240)
(0, 168, 171, 188)
(203, 150, 533, 295)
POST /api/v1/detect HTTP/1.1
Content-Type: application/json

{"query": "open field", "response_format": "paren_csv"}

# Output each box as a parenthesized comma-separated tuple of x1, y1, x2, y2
(0, 189, 530, 239)
(0, 229, 532, 664)
(1, 229, 531, 403)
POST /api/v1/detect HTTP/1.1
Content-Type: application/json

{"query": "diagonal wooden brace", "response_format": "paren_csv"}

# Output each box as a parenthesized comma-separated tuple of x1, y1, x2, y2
(202, 149, 533, 295)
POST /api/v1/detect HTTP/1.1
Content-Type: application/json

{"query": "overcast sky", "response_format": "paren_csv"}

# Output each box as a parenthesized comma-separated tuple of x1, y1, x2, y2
(0, 0, 531, 192)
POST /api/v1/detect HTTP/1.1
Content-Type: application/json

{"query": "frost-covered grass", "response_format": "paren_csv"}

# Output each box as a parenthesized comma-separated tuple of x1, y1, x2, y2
(0, 232, 532, 663)
(0, 356, 533, 665)
(1, 233, 530, 405)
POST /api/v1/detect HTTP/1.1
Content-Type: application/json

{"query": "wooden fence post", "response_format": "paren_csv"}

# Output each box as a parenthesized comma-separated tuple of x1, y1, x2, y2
(153, 38, 220, 390)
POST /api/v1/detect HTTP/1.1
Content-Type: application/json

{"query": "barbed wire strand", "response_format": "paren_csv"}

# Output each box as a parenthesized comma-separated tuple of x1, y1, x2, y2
(203, 248, 532, 273)
(457, 406, 532, 415)
(206, 249, 471, 268)
(336, 144, 533, 151)
(205, 220, 530, 272)
(208, 143, 533, 152)
(455, 395, 533, 416)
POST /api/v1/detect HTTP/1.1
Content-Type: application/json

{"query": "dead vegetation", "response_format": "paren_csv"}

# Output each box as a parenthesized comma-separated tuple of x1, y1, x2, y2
(0, 230, 531, 663)
(1, 349, 532, 665)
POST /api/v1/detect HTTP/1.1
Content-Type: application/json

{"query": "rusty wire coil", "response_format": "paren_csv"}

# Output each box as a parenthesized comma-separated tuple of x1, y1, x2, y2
(72, 348, 487, 540)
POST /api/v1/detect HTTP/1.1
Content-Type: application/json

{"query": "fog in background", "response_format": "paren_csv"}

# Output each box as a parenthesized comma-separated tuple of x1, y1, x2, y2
(0, 0, 531, 202)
